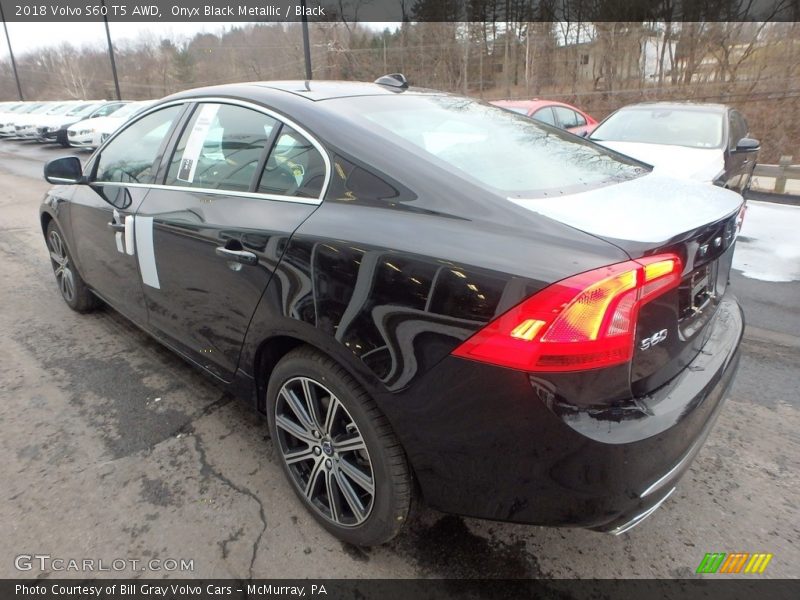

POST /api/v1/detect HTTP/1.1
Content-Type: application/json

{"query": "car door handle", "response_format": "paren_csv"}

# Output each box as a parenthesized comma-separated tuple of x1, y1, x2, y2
(107, 221, 125, 231)
(215, 246, 258, 266)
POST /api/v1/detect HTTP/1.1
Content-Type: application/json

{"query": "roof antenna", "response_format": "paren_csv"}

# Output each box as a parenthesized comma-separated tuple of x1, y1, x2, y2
(374, 73, 409, 90)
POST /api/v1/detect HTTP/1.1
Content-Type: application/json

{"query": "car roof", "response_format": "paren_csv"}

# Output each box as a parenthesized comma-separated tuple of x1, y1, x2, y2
(618, 102, 729, 113)
(254, 80, 441, 101)
(491, 99, 578, 111)
(164, 80, 443, 104)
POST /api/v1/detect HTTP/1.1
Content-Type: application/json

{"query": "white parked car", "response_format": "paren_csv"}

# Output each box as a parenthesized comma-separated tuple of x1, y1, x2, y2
(67, 100, 154, 149)
(588, 102, 759, 194)
(38, 101, 127, 146)
(15, 102, 82, 139)
(0, 102, 50, 137)
(0, 101, 25, 114)
(0, 102, 29, 131)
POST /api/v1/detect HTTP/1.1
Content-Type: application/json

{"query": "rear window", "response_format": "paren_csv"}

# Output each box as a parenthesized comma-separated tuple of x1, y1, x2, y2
(501, 106, 528, 115)
(591, 107, 725, 149)
(335, 95, 644, 198)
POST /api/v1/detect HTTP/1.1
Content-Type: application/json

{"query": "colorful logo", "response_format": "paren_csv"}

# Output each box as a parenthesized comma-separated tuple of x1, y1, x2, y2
(696, 552, 773, 574)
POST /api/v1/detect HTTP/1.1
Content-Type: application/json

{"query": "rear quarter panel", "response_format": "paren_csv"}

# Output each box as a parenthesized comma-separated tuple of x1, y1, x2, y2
(238, 146, 629, 400)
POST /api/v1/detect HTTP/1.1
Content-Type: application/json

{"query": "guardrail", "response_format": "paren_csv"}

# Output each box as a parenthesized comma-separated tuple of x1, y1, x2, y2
(751, 155, 800, 195)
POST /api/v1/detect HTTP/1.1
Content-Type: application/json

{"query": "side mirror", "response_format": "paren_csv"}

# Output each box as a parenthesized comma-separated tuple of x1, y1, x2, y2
(734, 137, 760, 153)
(44, 156, 84, 184)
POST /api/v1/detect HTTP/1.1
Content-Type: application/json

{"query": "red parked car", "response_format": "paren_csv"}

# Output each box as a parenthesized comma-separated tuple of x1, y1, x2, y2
(491, 99, 597, 136)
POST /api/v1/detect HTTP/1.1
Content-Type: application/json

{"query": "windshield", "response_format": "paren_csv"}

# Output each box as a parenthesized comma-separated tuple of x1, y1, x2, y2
(45, 103, 76, 116)
(66, 102, 101, 117)
(336, 95, 645, 197)
(28, 104, 53, 114)
(114, 102, 152, 119)
(591, 107, 725, 149)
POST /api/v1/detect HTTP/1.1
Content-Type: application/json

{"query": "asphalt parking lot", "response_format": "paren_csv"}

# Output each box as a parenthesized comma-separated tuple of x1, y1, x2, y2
(0, 140, 798, 579)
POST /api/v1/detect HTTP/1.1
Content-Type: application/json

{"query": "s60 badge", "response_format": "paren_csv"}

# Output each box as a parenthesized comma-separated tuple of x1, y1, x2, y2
(640, 329, 668, 351)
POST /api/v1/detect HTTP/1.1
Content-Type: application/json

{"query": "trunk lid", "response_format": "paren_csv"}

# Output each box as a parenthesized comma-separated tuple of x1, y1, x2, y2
(595, 140, 724, 183)
(508, 173, 745, 395)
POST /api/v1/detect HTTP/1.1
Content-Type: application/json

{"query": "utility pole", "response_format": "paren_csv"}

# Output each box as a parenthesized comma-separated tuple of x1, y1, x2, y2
(0, 3, 24, 100)
(300, 0, 312, 80)
(101, 0, 121, 100)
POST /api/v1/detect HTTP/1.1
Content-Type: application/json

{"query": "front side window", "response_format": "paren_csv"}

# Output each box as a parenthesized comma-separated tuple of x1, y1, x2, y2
(531, 107, 556, 126)
(554, 106, 586, 129)
(94, 105, 182, 184)
(257, 125, 326, 198)
(728, 111, 748, 149)
(165, 103, 278, 192)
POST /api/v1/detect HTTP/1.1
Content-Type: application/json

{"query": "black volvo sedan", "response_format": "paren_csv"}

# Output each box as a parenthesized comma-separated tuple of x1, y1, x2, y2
(40, 77, 745, 546)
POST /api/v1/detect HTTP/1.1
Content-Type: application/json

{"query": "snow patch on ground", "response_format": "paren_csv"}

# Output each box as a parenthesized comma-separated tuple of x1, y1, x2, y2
(733, 200, 800, 282)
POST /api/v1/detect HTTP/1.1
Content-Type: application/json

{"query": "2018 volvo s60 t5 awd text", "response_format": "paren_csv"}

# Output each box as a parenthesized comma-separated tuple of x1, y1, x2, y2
(40, 76, 745, 546)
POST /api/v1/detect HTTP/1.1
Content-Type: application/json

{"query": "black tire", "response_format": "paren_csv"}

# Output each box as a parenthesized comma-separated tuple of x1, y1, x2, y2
(45, 220, 98, 312)
(266, 346, 412, 546)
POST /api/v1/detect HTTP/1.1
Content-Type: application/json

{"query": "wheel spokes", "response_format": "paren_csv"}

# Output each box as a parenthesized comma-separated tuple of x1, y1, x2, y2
(304, 458, 325, 500)
(275, 376, 374, 527)
(283, 445, 316, 465)
(49, 232, 65, 260)
(325, 469, 342, 523)
(300, 378, 325, 430)
(64, 272, 75, 300)
(323, 395, 341, 437)
(335, 432, 366, 454)
(275, 414, 316, 445)
(280, 386, 316, 434)
(337, 457, 374, 495)
(333, 466, 367, 521)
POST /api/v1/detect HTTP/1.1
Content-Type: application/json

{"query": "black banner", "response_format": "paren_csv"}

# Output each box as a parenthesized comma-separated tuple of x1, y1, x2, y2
(2, 579, 799, 600)
(0, 0, 798, 23)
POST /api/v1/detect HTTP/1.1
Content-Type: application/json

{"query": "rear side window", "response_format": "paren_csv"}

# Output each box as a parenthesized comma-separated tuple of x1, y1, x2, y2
(165, 103, 278, 192)
(94, 105, 182, 184)
(329, 156, 400, 204)
(256, 126, 326, 198)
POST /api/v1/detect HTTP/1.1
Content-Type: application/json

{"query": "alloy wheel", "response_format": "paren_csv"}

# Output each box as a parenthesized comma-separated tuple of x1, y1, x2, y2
(47, 230, 75, 303)
(274, 376, 375, 527)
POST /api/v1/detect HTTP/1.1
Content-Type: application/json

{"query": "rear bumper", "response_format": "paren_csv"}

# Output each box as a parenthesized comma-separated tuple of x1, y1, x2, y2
(593, 328, 740, 533)
(382, 296, 743, 530)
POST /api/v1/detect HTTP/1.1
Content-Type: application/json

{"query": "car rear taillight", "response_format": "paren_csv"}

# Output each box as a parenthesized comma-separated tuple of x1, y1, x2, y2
(452, 254, 682, 372)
